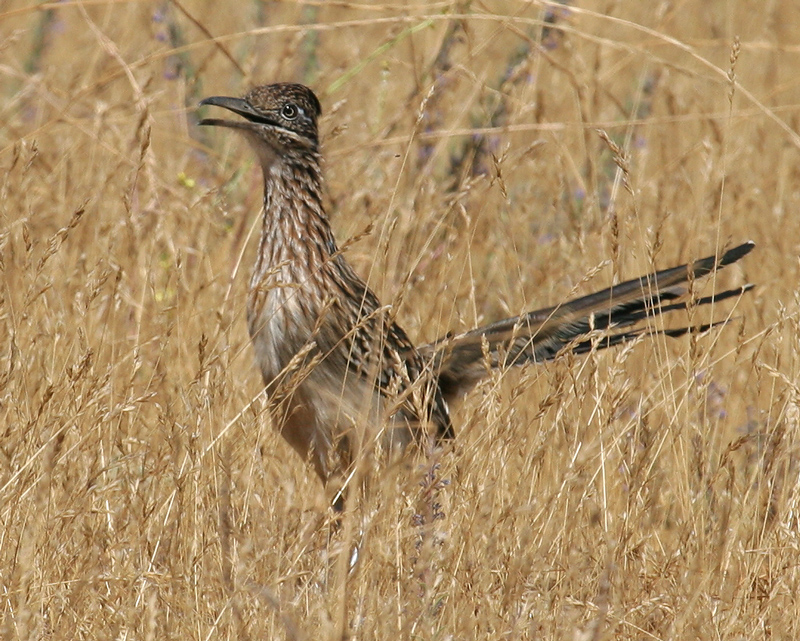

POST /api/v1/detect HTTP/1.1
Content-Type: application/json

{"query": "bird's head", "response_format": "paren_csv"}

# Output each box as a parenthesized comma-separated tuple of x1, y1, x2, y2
(199, 83, 322, 168)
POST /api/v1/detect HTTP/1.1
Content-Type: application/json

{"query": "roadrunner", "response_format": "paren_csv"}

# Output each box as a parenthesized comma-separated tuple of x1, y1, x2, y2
(199, 83, 753, 506)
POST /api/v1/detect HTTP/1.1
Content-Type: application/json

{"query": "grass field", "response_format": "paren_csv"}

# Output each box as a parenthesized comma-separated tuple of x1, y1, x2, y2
(2, 1, 799, 638)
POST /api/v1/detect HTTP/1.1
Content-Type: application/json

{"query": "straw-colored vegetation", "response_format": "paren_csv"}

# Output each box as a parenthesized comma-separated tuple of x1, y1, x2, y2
(2, 1, 799, 639)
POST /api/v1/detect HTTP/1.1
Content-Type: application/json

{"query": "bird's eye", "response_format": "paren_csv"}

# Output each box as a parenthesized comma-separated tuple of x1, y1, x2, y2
(281, 103, 299, 120)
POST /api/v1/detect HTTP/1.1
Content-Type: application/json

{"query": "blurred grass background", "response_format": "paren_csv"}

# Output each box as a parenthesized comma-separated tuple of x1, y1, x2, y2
(1, 1, 799, 638)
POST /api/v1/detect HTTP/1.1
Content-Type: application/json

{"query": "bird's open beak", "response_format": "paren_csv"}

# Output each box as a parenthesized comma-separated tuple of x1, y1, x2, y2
(198, 96, 261, 128)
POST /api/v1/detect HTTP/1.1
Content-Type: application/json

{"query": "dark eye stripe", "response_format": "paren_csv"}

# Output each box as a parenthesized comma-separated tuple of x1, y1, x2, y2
(239, 105, 312, 137)
(245, 112, 282, 127)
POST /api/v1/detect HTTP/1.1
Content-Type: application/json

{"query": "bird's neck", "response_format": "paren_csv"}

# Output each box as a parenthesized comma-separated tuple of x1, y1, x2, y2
(254, 156, 339, 282)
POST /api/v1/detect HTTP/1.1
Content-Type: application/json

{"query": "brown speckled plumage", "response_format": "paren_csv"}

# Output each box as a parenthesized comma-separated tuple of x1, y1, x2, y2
(199, 83, 754, 508)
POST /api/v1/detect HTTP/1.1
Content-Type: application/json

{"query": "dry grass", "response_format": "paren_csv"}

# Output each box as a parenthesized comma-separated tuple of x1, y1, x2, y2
(2, 1, 800, 639)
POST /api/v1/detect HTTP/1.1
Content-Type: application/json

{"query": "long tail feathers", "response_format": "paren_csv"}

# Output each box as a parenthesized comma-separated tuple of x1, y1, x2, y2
(421, 241, 755, 402)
